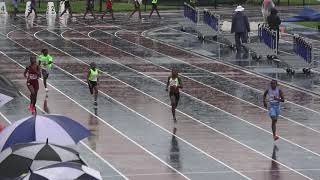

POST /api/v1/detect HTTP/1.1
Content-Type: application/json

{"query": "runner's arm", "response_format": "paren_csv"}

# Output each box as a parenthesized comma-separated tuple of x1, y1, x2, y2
(178, 77, 183, 89)
(47, 55, 53, 64)
(37, 65, 41, 78)
(166, 76, 170, 91)
(86, 70, 91, 84)
(24, 67, 28, 78)
(276, 89, 285, 102)
(263, 90, 268, 108)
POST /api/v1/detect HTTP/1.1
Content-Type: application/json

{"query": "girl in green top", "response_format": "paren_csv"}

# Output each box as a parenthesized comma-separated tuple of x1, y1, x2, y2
(149, 0, 161, 19)
(87, 62, 99, 106)
(166, 68, 183, 123)
(38, 49, 53, 92)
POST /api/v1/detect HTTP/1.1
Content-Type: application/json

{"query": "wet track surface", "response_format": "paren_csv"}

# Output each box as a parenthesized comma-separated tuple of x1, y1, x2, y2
(0, 7, 320, 179)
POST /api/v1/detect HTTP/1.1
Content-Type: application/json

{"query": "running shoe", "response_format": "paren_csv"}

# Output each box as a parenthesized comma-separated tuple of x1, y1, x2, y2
(273, 135, 279, 141)
(28, 104, 32, 112)
(45, 88, 49, 92)
(31, 106, 36, 113)
(94, 101, 98, 106)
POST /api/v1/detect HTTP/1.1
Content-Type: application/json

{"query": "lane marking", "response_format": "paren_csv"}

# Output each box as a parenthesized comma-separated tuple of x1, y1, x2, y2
(0, 50, 130, 180)
(51, 24, 314, 179)
(7, 17, 313, 179)
(110, 29, 320, 135)
(3, 28, 191, 180)
(158, 26, 320, 99)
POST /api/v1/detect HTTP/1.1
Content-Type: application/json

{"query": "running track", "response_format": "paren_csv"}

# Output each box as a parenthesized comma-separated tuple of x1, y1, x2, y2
(0, 13, 320, 179)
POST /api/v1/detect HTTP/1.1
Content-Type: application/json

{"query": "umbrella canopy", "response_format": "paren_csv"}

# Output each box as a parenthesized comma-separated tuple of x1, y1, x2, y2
(0, 115, 91, 151)
(22, 162, 102, 180)
(0, 142, 84, 178)
(0, 92, 13, 108)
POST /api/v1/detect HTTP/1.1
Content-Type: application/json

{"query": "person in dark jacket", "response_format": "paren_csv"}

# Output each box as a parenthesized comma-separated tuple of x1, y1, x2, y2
(267, 8, 281, 53)
(231, 5, 250, 51)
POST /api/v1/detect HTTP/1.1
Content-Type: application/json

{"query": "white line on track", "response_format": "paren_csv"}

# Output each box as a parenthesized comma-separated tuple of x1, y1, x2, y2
(74, 26, 320, 162)
(163, 26, 320, 98)
(32, 27, 250, 180)
(110, 29, 320, 135)
(3, 28, 192, 180)
(5, 17, 313, 179)
(0, 51, 130, 180)
(46, 22, 313, 179)
(141, 26, 320, 119)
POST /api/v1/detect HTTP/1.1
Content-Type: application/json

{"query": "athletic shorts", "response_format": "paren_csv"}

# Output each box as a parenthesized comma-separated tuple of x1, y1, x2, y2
(169, 92, 180, 106)
(86, 2, 94, 10)
(89, 80, 97, 94)
(27, 79, 39, 91)
(152, 3, 157, 8)
(269, 104, 280, 118)
(41, 69, 49, 78)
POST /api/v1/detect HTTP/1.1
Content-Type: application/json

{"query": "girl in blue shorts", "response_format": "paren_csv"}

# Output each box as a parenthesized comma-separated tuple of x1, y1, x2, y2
(263, 80, 284, 141)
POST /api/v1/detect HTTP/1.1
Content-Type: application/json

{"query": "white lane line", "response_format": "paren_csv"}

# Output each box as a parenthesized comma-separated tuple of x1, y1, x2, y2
(110, 29, 320, 135)
(8, 19, 312, 179)
(82, 28, 320, 162)
(161, 26, 320, 98)
(32, 27, 249, 180)
(55, 26, 312, 179)
(3, 28, 191, 180)
(0, 50, 130, 180)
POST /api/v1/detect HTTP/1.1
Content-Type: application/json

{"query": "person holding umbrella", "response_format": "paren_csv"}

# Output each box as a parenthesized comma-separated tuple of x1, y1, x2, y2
(24, 56, 41, 114)
(0, 141, 85, 178)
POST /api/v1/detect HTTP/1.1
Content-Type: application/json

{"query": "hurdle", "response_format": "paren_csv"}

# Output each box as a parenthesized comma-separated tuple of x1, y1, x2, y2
(287, 34, 317, 75)
(242, 23, 278, 60)
(180, 2, 198, 32)
(0, 2, 8, 15)
(196, 9, 220, 40)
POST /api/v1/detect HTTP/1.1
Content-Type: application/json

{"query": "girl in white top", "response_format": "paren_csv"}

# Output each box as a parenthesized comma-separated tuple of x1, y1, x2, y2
(166, 68, 183, 123)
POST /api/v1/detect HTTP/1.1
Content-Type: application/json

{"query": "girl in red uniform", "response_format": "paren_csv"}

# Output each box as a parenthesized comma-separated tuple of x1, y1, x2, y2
(24, 56, 41, 114)
(101, 0, 115, 20)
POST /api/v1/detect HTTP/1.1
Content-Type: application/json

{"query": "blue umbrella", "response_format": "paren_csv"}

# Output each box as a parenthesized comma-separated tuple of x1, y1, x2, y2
(0, 115, 92, 151)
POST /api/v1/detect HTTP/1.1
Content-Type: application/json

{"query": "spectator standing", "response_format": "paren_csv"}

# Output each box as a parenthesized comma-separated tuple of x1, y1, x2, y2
(231, 5, 250, 51)
(262, 0, 275, 22)
(267, 8, 281, 53)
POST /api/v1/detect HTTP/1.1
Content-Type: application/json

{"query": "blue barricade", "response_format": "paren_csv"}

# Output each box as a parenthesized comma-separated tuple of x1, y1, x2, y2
(293, 35, 312, 63)
(258, 24, 277, 51)
(203, 10, 219, 31)
(183, 3, 197, 23)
